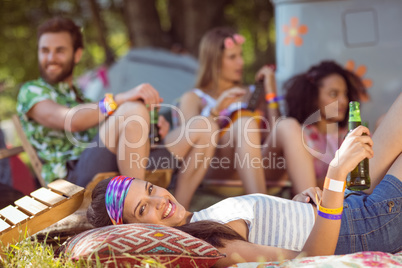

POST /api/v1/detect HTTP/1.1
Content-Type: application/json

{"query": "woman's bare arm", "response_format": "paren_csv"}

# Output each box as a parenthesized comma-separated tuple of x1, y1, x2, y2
(215, 126, 373, 266)
(178, 91, 204, 123)
(215, 240, 299, 267)
(302, 125, 373, 256)
(27, 83, 161, 132)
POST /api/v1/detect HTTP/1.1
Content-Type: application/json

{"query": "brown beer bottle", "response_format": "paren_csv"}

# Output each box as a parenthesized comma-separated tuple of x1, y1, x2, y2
(149, 108, 161, 145)
(346, 101, 371, 191)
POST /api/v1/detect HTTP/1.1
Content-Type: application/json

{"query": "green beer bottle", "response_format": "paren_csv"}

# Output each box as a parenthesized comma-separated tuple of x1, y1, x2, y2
(149, 108, 161, 145)
(346, 101, 371, 191)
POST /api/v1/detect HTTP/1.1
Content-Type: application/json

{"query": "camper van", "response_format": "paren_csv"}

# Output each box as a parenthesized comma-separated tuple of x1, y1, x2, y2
(272, 0, 402, 129)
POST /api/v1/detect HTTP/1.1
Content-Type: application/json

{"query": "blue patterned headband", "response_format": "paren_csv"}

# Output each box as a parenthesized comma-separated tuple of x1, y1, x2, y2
(105, 176, 135, 225)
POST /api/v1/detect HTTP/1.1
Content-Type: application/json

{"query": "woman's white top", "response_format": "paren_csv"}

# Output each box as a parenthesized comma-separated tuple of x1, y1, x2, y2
(190, 194, 315, 251)
(192, 88, 217, 117)
(192, 87, 252, 117)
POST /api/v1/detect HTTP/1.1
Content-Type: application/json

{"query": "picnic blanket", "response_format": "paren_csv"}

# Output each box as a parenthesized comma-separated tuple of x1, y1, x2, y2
(230, 250, 402, 267)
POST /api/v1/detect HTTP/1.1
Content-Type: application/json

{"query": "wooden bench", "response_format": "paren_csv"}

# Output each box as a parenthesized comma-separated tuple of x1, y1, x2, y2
(0, 179, 84, 246)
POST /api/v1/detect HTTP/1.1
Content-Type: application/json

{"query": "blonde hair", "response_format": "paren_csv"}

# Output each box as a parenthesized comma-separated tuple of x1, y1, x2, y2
(194, 27, 238, 93)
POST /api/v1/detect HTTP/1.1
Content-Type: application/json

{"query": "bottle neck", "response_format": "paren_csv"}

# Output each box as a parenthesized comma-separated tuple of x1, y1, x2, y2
(348, 120, 361, 131)
(150, 110, 158, 124)
(348, 104, 361, 131)
(348, 102, 361, 123)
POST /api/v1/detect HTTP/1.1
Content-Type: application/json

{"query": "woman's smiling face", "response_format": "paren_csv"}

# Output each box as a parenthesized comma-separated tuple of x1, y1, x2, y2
(122, 179, 190, 227)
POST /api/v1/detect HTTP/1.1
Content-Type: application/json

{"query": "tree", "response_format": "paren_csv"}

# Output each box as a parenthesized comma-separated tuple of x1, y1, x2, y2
(0, 0, 276, 119)
(120, 0, 276, 80)
(88, 0, 116, 66)
(168, 0, 233, 55)
(122, 0, 233, 55)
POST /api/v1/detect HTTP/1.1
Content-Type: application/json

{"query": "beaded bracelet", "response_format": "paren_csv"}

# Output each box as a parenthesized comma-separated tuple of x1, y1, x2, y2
(317, 210, 342, 220)
(268, 96, 284, 104)
(105, 93, 117, 115)
(265, 94, 284, 104)
(99, 98, 107, 115)
(324, 177, 346, 193)
(268, 102, 279, 109)
(265, 93, 276, 102)
(318, 203, 343, 215)
(99, 93, 117, 116)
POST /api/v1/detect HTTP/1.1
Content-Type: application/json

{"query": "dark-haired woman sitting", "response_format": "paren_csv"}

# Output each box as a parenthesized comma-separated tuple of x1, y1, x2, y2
(262, 60, 369, 189)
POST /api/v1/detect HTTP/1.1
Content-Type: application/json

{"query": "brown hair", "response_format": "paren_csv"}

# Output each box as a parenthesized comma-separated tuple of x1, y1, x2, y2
(37, 17, 83, 51)
(194, 27, 238, 92)
(284, 60, 368, 128)
(87, 177, 113, 228)
(175, 220, 246, 248)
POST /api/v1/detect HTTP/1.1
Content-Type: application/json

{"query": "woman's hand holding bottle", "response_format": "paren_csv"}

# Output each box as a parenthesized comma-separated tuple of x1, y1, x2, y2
(329, 125, 374, 180)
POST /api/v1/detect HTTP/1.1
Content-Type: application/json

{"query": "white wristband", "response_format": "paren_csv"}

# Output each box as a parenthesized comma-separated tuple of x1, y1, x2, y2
(324, 177, 346, 192)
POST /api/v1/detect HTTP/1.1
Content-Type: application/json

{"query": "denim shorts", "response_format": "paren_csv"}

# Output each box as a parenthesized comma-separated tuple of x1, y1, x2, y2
(335, 174, 402, 254)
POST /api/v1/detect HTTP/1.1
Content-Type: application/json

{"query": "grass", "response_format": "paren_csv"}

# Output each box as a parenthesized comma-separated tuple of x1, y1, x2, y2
(1, 235, 80, 267)
(0, 234, 172, 268)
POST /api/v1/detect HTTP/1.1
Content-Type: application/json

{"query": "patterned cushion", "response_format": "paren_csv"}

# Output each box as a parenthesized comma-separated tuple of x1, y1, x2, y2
(59, 223, 224, 267)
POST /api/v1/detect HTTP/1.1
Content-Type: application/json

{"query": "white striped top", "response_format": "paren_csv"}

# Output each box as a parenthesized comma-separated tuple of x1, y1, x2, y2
(190, 194, 315, 251)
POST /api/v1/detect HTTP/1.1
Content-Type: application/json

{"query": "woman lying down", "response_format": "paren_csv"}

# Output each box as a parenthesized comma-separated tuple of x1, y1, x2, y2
(87, 94, 402, 267)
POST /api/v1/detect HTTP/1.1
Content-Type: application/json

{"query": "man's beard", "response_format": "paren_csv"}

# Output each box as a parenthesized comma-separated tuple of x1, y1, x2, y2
(39, 58, 75, 85)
